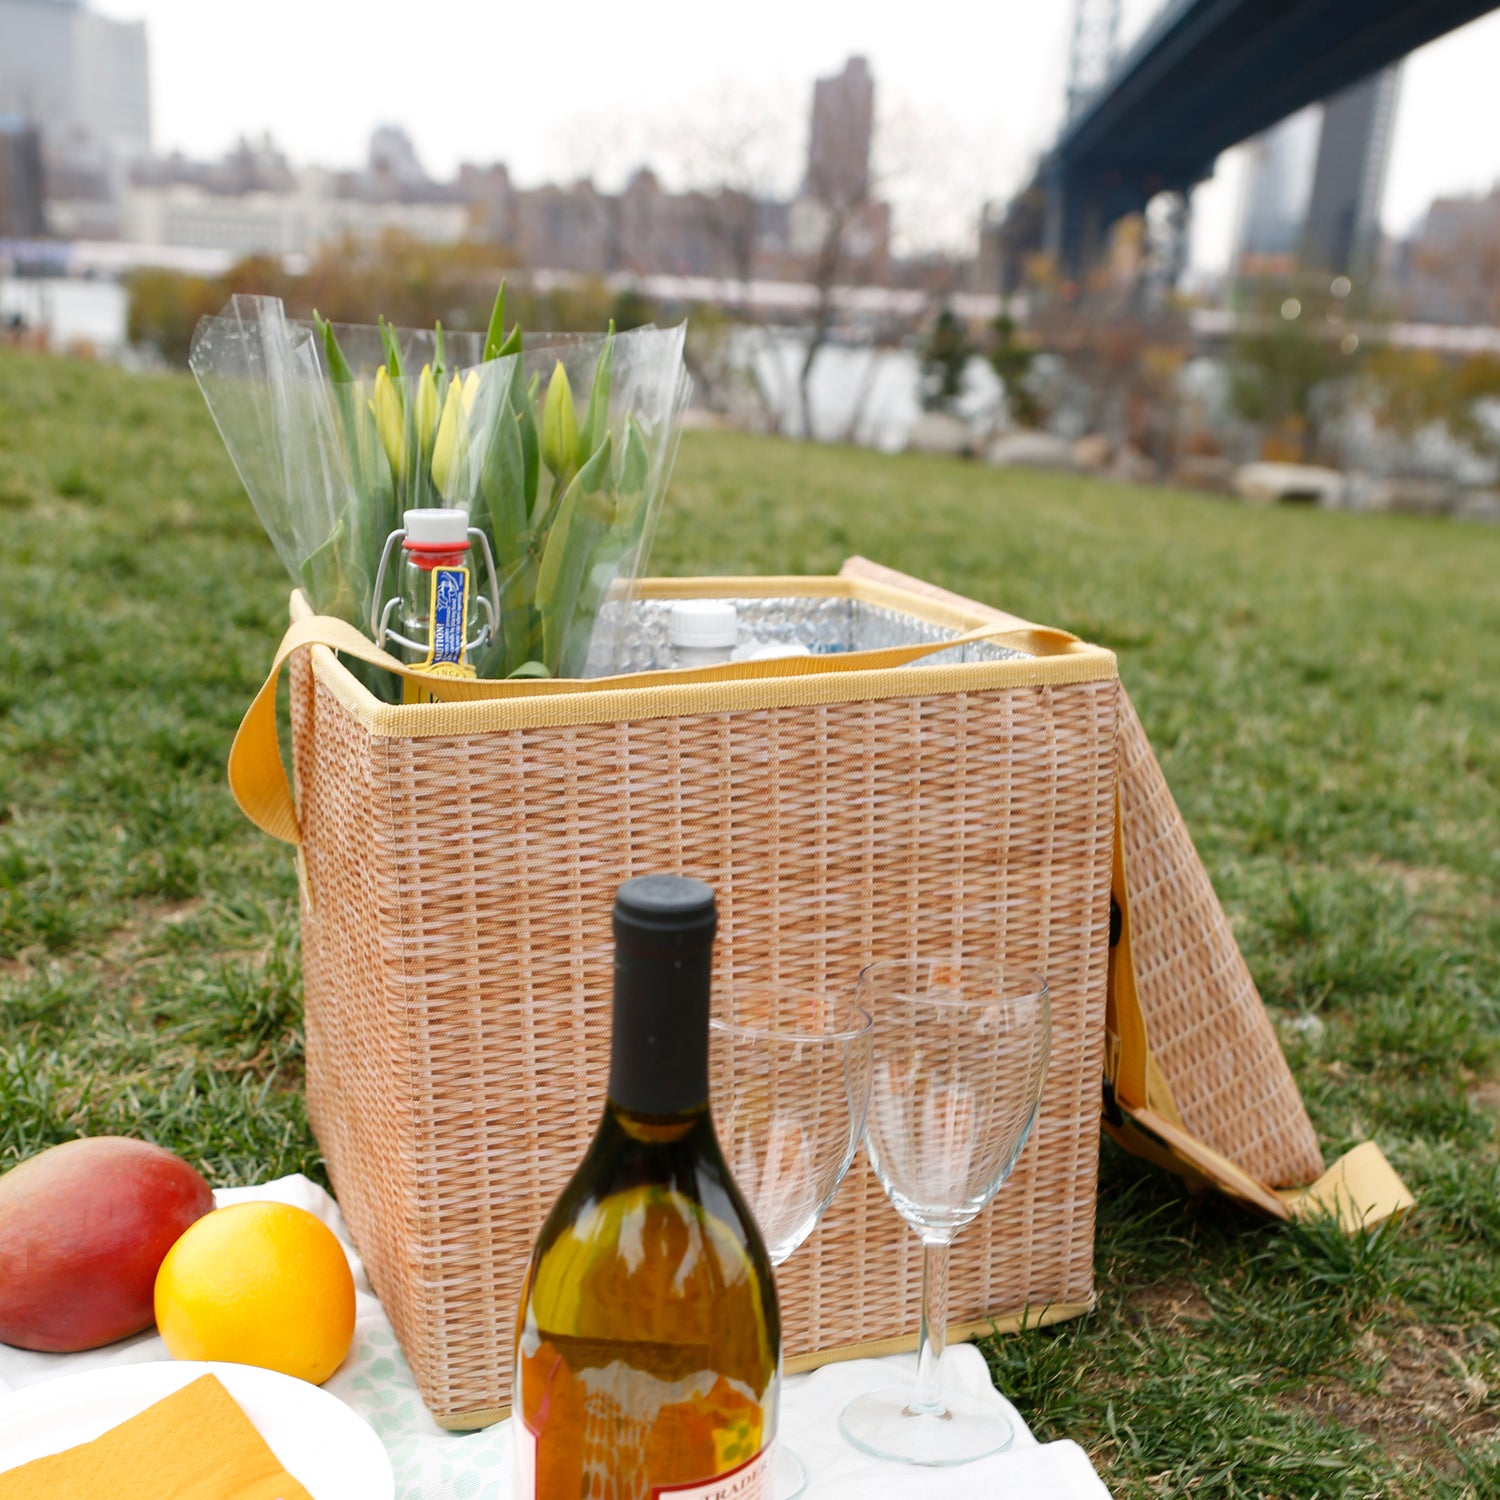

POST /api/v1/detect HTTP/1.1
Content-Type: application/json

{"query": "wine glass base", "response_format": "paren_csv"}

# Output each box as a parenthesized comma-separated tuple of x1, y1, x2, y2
(839, 1386, 1016, 1466)
(772, 1443, 809, 1500)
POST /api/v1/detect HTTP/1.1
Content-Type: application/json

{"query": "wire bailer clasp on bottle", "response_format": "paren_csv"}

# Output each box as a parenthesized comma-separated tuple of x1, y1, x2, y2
(370, 524, 502, 659)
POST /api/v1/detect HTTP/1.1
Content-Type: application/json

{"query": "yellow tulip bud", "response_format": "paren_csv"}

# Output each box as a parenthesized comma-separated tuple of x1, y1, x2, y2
(461, 369, 479, 417)
(415, 363, 440, 447)
(540, 361, 579, 481)
(431, 374, 466, 501)
(372, 365, 406, 481)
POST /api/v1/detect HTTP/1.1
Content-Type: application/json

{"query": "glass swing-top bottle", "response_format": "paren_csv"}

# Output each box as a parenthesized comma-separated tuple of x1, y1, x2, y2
(370, 507, 500, 701)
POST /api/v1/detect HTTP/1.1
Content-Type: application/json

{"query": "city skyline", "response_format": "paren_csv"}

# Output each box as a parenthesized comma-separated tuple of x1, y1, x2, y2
(82, 0, 1500, 272)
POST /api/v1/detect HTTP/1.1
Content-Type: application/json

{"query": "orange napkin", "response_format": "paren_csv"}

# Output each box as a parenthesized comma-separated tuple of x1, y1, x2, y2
(0, 1372, 315, 1500)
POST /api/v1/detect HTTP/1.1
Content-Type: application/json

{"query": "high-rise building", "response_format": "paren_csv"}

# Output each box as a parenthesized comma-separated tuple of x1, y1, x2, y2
(0, 0, 75, 147)
(0, 113, 46, 235)
(368, 126, 426, 191)
(1399, 183, 1500, 324)
(1236, 106, 1320, 266)
(1300, 65, 1401, 276)
(0, 0, 150, 165)
(805, 55, 873, 206)
(1233, 66, 1400, 280)
(72, 5, 151, 161)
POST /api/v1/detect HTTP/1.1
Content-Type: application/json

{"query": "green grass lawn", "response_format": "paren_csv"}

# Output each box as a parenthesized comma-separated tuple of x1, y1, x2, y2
(1, 348, 1497, 1496)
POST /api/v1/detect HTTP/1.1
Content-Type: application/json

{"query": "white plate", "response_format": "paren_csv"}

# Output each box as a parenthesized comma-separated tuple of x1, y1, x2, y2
(0, 1359, 394, 1499)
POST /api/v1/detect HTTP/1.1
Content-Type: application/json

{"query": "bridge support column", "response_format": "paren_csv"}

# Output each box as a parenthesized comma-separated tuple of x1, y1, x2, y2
(1044, 169, 1107, 290)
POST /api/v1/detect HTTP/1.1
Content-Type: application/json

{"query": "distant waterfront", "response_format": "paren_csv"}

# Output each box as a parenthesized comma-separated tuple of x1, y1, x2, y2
(740, 332, 1001, 452)
(0, 279, 989, 451)
(0, 278, 129, 352)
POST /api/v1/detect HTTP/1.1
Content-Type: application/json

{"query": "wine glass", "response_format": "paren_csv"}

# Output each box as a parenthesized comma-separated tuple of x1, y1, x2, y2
(710, 989, 874, 1500)
(839, 958, 1050, 1466)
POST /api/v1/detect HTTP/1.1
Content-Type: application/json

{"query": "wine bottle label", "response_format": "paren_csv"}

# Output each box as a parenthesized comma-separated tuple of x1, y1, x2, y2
(651, 1445, 771, 1500)
(513, 1419, 768, 1500)
(514, 1345, 772, 1500)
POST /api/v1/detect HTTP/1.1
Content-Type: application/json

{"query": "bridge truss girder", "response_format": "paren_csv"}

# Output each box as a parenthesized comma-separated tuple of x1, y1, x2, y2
(1014, 0, 1498, 286)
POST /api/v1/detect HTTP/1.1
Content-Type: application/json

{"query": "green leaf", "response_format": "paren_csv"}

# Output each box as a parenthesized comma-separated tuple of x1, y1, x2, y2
(578, 324, 616, 464)
(317, 320, 362, 457)
(579, 430, 613, 496)
(299, 514, 365, 625)
(506, 660, 551, 679)
(432, 319, 447, 389)
(517, 372, 540, 512)
(313, 310, 354, 384)
(495, 323, 522, 359)
(617, 415, 650, 496)
(535, 434, 612, 675)
(603, 417, 654, 562)
(483, 281, 507, 363)
(578, 419, 617, 525)
(313, 313, 387, 629)
(378, 316, 404, 379)
(479, 405, 530, 572)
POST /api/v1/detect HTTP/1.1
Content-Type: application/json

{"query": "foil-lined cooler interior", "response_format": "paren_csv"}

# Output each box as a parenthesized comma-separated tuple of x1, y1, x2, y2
(583, 597, 1031, 677)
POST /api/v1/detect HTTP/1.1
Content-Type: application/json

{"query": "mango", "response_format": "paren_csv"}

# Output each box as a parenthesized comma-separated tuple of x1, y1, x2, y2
(0, 1136, 215, 1352)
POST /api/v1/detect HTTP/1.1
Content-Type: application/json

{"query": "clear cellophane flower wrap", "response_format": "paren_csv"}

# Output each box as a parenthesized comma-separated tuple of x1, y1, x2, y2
(189, 294, 691, 690)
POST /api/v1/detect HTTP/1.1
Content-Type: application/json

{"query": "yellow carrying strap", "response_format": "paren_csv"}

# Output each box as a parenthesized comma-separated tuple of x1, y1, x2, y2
(228, 597, 1085, 847)
(1103, 793, 1415, 1233)
(229, 612, 406, 846)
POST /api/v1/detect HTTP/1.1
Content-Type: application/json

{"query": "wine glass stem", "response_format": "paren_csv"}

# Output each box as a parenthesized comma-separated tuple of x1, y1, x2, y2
(912, 1238, 950, 1416)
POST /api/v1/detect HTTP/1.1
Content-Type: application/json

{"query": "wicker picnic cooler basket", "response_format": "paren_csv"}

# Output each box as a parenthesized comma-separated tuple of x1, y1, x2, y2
(229, 572, 1122, 1428)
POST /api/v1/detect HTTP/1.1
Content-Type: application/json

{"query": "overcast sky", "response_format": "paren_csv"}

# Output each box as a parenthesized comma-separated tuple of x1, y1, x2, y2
(96, 0, 1500, 271)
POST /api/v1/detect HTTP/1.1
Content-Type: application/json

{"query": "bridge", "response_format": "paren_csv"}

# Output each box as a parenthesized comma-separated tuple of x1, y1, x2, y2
(999, 0, 1499, 285)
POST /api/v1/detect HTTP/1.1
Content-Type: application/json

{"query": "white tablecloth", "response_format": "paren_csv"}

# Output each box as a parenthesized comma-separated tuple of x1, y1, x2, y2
(0, 1175, 1112, 1499)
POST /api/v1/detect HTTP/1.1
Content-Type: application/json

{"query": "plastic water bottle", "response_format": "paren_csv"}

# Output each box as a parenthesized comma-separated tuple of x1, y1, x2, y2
(669, 601, 738, 669)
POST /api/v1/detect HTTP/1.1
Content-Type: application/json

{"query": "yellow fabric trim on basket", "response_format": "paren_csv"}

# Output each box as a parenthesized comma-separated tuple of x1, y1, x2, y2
(316, 644, 1116, 731)
(429, 1301, 1098, 1432)
(229, 580, 1118, 847)
(1106, 792, 1153, 1119)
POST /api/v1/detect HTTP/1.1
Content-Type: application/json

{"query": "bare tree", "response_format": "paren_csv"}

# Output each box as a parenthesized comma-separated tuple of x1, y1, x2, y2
(665, 92, 801, 432)
(654, 70, 905, 442)
(790, 59, 883, 440)
(790, 85, 982, 442)
(553, 71, 986, 448)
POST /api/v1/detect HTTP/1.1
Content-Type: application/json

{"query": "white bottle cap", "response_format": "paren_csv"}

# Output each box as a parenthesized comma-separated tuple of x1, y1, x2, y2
(669, 600, 738, 650)
(743, 641, 813, 661)
(404, 508, 469, 545)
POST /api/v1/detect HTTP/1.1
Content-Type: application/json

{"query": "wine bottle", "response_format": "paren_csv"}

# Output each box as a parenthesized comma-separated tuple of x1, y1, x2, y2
(514, 875, 781, 1499)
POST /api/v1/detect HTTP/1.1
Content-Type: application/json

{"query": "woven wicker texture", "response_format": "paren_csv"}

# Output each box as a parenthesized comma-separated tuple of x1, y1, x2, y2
(837, 559, 1324, 1190)
(289, 644, 1118, 1426)
(1115, 691, 1323, 1186)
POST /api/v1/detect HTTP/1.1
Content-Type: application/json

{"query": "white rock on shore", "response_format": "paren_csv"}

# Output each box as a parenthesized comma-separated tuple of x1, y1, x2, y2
(1231, 462, 1344, 507)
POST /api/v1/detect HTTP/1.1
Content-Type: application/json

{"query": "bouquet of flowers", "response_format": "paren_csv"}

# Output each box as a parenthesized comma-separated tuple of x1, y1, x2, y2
(190, 289, 690, 686)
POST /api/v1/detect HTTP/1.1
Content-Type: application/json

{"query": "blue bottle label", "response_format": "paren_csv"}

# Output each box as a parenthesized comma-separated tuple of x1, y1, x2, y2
(426, 566, 468, 666)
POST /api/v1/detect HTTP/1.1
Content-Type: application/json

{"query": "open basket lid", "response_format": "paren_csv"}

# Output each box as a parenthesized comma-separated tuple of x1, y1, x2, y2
(838, 557, 1413, 1233)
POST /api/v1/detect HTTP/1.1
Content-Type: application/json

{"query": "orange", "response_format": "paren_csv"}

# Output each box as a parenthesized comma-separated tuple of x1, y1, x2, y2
(153, 1201, 356, 1385)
